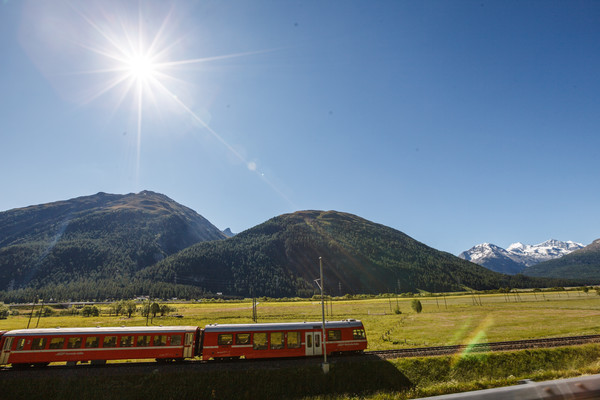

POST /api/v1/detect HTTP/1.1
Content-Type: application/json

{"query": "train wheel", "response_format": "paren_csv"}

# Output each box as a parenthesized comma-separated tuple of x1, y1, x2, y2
(91, 360, 106, 366)
(156, 358, 176, 364)
(11, 363, 29, 369)
(32, 363, 49, 368)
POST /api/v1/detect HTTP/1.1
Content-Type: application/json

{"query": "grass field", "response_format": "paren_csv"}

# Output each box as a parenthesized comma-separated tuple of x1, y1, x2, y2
(2, 290, 600, 352)
(3, 291, 600, 399)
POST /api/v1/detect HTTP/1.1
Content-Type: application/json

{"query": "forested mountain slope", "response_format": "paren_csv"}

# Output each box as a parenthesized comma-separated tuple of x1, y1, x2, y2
(523, 239, 600, 280)
(138, 210, 564, 297)
(0, 191, 226, 294)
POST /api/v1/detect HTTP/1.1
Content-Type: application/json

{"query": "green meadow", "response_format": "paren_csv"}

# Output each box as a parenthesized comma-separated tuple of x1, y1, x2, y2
(3, 289, 600, 350)
(3, 290, 600, 399)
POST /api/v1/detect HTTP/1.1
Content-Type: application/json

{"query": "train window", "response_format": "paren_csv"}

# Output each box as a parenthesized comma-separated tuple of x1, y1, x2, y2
(120, 336, 134, 347)
(270, 332, 284, 350)
(153, 335, 167, 346)
(170, 335, 182, 346)
(137, 336, 150, 347)
(353, 329, 366, 340)
(85, 337, 99, 348)
(31, 338, 47, 350)
(49, 337, 65, 349)
(306, 335, 312, 348)
(253, 332, 267, 350)
(287, 332, 301, 349)
(67, 337, 82, 349)
(328, 330, 342, 341)
(103, 336, 117, 348)
(16, 338, 26, 351)
(315, 334, 320, 347)
(218, 334, 233, 345)
(236, 333, 251, 345)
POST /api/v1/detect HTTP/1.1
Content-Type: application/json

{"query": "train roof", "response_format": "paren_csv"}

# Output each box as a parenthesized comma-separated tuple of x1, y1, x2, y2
(203, 319, 364, 333)
(4, 326, 198, 336)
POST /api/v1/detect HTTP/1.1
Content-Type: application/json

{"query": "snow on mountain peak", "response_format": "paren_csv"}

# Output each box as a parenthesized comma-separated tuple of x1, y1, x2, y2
(459, 239, 585, 274)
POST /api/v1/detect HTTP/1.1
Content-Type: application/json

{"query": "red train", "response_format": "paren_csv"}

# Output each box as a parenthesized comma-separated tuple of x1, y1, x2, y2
(0, 319, 367, 367)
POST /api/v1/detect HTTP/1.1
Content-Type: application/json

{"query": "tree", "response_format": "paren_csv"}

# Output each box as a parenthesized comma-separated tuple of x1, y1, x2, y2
(141, 302, 151, 317)
(160, 304, 176, 316)
(150, 302, 161, 318)
(81, 305, 99, 317)
(109, 301, 124, 316)
(583, 286, 590, 294)
(0, 303, 9, 319)
(124, 300, 137, 318)
(411, 299, 422, 313)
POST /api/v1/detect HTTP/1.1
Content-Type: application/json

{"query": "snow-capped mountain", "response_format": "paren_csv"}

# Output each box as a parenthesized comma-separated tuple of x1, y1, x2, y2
(506, 240, 584, 266)
(458, 239, 584, 275)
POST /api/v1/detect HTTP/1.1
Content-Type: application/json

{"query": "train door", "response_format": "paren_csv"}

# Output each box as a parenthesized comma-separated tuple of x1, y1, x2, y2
(0, 337, 13, 365)
(183, 332, 194, 358)
(305, 332, 322, 356)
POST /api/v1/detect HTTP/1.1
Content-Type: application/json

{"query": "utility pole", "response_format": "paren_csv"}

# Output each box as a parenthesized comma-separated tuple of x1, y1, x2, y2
(35, 299, 45, 328)
(319, 257, 328, 373)
(27, 297, 37, 329)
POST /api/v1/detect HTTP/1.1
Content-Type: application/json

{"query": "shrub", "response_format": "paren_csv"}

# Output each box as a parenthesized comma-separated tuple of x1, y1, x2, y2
(411, 299, 423, 313)
(81, 305, 99, 317)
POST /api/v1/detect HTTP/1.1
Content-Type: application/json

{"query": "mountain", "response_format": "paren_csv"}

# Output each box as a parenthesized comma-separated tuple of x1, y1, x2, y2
(458, 243, 524, 275)
(522, 239, 600, 280)
(0, 191, 226, 294)
(507, 240, 584, 266)
(0, 194, 577, 301)
(137, 210, 564, 298)
(222, 228, 236, 238)
(458, 240, 584, 274)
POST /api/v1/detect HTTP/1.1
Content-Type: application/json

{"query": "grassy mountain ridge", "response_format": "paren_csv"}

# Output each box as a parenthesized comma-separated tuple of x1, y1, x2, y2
(523, 239, 600, 280)
(138, 210, 565, 297)
(0, 191, 226, 293)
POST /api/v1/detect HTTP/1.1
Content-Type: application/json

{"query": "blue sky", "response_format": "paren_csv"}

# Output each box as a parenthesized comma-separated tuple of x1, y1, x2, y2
(1, 0, 599, 255)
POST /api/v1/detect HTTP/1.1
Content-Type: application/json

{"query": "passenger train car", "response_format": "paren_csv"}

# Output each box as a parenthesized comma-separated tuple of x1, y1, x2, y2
(202, 319, 367, 360)
(0, 326, 199, 367)
(0, 319, 367, 367)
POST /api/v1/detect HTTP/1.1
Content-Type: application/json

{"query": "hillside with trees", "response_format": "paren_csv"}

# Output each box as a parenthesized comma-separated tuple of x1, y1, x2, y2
(523, 239, 600, 280)
(138, 210, 570, 298)
(0, 194, 579, 302)
(0, 191, 226, 299)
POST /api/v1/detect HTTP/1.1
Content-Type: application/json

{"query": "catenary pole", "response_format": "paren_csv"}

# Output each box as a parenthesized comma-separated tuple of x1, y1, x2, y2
(320, 257, 328, 373)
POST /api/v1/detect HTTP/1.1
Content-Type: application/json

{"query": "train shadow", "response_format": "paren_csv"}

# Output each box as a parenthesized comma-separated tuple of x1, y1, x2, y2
(220, 354, 413, 399)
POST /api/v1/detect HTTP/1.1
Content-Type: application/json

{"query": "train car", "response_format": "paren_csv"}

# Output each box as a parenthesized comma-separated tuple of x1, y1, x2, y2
(0, 326, 199, 367)
(201, 319, 367, 360)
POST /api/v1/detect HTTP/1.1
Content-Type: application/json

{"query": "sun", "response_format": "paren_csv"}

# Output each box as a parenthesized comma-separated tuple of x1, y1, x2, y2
(56, 2, 289, 202)
(125, 54, 159, 83)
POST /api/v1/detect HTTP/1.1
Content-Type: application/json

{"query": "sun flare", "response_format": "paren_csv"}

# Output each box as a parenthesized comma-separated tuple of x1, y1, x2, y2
(125, 54, 159, 82)
(45, 2, 293, 204)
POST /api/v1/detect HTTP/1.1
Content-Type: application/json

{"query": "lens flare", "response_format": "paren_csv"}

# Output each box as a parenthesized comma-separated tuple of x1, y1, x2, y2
(452, 314, 494, 364)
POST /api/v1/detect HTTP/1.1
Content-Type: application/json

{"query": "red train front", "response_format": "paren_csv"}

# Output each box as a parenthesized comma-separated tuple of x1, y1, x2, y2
(201, 319, 367, 360)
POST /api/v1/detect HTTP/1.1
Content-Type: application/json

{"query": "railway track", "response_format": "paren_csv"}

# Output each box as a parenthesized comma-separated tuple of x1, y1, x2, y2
(367, 334, 600, 359)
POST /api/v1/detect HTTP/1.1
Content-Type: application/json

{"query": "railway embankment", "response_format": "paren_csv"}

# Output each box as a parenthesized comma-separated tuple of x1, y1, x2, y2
(3, 343, 600, 399)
